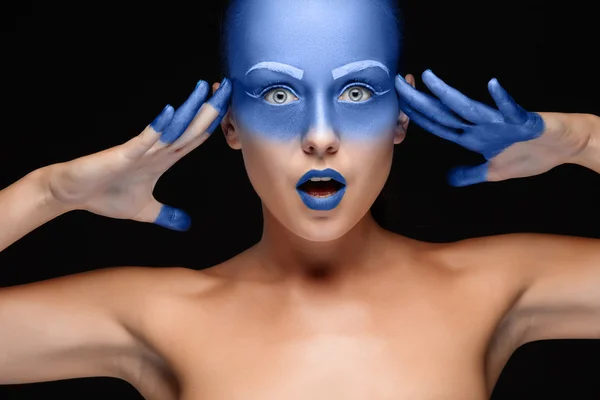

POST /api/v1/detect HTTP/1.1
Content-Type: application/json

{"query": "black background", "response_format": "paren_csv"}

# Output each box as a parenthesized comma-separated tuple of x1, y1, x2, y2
(1, 0, 599, 398)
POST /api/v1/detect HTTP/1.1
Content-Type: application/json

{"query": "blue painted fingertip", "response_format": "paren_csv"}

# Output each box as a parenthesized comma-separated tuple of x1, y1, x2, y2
(422, 69, 441, 86)
(205, 78, 232, 134)
(447, 163, 489, 187)
(150, 105, 175, 132)
(207, 77, 232, 115)
(154, 205, 192, 231)
(487, 78, 503, 96)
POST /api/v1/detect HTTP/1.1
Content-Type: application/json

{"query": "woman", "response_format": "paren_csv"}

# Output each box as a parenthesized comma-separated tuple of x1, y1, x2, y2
(1, 0, 599, 399)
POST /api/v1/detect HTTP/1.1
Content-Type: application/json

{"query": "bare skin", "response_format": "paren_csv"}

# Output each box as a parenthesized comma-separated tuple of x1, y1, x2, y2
(64, 226, 545, 400)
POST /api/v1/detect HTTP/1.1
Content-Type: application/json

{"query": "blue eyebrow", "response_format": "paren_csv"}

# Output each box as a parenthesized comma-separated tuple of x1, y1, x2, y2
(245, 61, 305, 80)
(331, 60, 390, 80)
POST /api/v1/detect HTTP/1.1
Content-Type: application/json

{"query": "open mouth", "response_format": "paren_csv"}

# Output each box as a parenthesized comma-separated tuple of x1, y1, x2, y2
(297, 178, 346, 198)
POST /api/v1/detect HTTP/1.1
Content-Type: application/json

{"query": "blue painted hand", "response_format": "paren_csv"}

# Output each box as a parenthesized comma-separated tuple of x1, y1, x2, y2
(394, 70, 584, 187)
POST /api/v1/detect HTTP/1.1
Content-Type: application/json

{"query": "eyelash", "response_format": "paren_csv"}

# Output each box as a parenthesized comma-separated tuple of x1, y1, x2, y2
(255, 81, 297, 98)
(340, 77, 379, 95)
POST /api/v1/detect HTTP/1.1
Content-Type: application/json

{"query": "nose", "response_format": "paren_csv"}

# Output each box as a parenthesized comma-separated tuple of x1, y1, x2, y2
(301, 126, 340, 156)
(301, 94, 340, 156)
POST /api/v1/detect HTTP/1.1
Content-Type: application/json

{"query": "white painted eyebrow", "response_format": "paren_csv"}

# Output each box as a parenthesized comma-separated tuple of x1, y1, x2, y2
(245, 61, 304, 80)
(331, 60, 390, 80)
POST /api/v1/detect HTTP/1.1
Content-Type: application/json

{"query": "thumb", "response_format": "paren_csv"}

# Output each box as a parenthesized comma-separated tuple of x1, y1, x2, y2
(133, 200, 192, 231)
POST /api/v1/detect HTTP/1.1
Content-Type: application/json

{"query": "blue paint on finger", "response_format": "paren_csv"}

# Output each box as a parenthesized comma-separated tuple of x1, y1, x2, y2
(150, 105, 175, 133)
(159, 81, 210, 144)
(206, 77, 232, 134)
(447, 163, 489, 187)
(206, 114, 225, 134)
(207, 77, 232, 114)
(154, 205, 192, 231)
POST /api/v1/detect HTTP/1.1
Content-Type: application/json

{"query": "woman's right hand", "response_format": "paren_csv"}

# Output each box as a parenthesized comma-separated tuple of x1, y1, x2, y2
(41, 78, 232, 231)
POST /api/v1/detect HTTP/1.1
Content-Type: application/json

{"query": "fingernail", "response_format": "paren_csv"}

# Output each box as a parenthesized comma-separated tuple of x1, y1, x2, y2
(195, 80, 204, 89)
(150, 105, 174, 132)
(207, 77, 232, 114)
(396, 74, 405, 81)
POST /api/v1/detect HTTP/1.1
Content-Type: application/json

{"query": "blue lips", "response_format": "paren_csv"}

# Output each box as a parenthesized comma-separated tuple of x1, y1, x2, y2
(296, 168, 347, 211)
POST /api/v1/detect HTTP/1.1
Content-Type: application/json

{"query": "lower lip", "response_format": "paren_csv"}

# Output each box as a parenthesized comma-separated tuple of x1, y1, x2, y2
(296, 186, 346, 211)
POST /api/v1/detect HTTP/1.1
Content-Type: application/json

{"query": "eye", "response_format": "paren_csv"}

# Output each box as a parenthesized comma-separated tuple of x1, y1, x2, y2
(264, 88, 298, 105)
(339, 85, 373, 103)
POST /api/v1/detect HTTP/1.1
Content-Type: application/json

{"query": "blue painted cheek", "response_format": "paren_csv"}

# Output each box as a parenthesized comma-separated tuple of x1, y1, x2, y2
(336, 91, 399, 139)
(232, 85, 309, 141)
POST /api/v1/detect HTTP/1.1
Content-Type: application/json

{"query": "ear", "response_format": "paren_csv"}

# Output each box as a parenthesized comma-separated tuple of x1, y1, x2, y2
(212, 82, 241, 150)
(221, 109, 242, 150)
(394, 73, 416, 145)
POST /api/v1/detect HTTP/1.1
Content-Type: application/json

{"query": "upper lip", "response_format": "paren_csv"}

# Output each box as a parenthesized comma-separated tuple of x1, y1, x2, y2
(296, 168, 347, 187)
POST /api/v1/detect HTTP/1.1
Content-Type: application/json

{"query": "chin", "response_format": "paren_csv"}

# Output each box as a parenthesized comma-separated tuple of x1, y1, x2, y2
(288, 214, 362, 242)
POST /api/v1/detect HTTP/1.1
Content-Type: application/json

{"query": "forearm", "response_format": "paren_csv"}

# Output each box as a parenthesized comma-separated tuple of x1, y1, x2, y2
(0, 168, 72, 252)
(558, 113, 600, 174)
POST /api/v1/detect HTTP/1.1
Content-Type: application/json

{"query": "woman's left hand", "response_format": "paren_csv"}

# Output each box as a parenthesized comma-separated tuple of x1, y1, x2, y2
(395, 70, 590, 187)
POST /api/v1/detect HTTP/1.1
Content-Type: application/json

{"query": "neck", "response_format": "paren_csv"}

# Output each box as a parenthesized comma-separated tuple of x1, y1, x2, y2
(253, 206, 396, 282)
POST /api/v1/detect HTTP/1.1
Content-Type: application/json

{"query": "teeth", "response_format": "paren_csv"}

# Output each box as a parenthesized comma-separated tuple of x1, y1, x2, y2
(309, 177, 332, 182)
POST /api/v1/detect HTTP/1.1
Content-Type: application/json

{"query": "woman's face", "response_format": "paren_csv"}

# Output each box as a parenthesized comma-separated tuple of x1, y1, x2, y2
(222, 0, 406, 242)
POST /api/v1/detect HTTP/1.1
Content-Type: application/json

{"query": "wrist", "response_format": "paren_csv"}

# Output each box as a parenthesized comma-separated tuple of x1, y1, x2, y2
(30, 166, 77, 216)
(566, 114, 600, 173)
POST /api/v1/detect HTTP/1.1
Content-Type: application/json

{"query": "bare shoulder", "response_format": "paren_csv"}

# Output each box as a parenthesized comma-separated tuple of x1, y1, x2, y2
(437, 231, 599, 281)
(423, 232, 600, 334)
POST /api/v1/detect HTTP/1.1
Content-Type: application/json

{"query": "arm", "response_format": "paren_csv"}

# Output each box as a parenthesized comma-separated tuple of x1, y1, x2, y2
(0, 266, 164, 384)
(500, 233, 600, 344)
(510, 125, 600, 342)
(0, 168, 72, 252)
(559, 112, 600, 174)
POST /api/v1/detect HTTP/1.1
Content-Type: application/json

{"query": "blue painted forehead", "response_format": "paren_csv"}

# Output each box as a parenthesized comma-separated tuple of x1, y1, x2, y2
(220, 0, 402, 78)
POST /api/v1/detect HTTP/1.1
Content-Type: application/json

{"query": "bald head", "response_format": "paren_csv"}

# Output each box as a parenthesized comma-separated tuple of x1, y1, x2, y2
(220, 0, 403, 77)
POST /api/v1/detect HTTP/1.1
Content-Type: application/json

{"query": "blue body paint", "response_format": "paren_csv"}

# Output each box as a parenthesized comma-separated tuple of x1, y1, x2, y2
(159, 81, 210, 144)
(296, 169, 347, 211)
(396, 70, 545, 187)
(155, 205, 192, 232)
(225, 0, 401, 143)
(206, 78, 232, 134)
(150, 105, 175, 132)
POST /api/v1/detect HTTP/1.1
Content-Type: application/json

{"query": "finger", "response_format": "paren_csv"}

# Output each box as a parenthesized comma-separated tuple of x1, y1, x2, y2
(122, 105, 175, 160)
(487, 78, 528, 124)
(154, 204, 192, 231)
(446, 162, 490, 187)
(395, 75, 467, 129)
(422, 70, 500, 124)
(158, 81, 211, 145)
(170, 131, 211, 160)
(168, 77, 232, 150)
(132, 200, 192, 231)
(400, 100, 462, 143)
